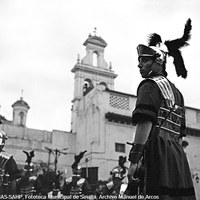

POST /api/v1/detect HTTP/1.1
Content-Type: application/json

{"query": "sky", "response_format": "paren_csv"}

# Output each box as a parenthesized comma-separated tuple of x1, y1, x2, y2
(0, 0, 200, 131)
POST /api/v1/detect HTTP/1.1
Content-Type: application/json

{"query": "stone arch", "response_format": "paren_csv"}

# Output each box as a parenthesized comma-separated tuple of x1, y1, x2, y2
(99, 81, 107, 88)
(83, 78, 94, 96)
(19, 111, 24, 126)
(92, 51, 98, 67)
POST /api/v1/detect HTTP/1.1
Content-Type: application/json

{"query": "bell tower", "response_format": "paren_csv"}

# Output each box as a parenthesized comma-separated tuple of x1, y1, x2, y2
(12, 91, 30, 127)
(71, 30, 117, 132)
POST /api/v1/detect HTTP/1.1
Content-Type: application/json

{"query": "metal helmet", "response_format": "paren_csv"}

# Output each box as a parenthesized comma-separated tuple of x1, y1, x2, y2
(72, 165, 82, 175)
(0, 130, 8, 151)
(110, 166, 124, 179)
(24, 162, 34, 172)
(23, 150, 35, 172)
(137, 44, 167, 65)
(110, 156, 127, 179)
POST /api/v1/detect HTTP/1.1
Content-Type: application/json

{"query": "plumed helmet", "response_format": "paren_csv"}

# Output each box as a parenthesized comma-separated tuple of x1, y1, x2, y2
(137, 44, 167, 65)
(137, 18, 192, 78)
(71, 150, 87, 175)
(110, 156, 127, 179)
(0, 130, 8, 151)
(23, 150, 35, 172)
(110, 166, 124, 179)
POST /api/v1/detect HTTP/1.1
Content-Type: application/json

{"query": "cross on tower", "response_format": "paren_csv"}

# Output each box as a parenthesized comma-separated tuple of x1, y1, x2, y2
(21, 89, 24, 100)
(93, 27, 97, 36)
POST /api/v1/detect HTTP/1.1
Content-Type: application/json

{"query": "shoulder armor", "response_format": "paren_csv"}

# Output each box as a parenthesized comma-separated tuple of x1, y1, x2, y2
(77, 178, 85, 186)
(148, 76, 175, 108)
(106, 181, 114, 190)
(29, 176, 37, 181)
(65, 177, 72, 184)
(0, 151, 12, 160)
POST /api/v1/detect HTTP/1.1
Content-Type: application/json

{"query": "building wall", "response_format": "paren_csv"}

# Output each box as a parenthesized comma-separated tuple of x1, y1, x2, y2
(1, 86, 200, 197)
(1, 123, 76, 176)
(186, 108, 200, 129)
(73, 84, 137, 180)
(184, 109, 200, 199)
(184, 135, 200, 198)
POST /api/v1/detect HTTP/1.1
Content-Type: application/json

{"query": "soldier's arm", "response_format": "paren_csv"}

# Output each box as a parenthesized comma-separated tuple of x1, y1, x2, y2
(134, 121, 152, 145)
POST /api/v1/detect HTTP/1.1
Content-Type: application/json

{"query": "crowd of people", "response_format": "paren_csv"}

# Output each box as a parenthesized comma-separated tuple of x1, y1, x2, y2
(0, 134, 129, 199)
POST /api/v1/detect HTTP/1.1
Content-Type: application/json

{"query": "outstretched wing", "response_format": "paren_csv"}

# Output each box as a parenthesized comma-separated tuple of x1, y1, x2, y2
(23, 150, 29, 163)
(147, 33, 162, 46)
(164, 18, 192, 78)
(71, 150, 87, 169)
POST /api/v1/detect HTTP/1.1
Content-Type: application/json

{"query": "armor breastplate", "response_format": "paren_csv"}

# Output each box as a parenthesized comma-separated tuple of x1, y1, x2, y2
(157, 100, 183, 135)
(0, 152, 11, 170)
(20, 186, 36, 195)
(70, 178, 85, 195)
(20, 176, 37, 195)
(0, 152, 11, 194)
(149, 76, 184, 135)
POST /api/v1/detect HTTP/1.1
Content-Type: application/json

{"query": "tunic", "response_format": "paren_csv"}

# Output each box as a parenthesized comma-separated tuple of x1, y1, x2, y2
(16, 174, 42, 195)
(61, 175, 91, 195)
(0, 151, 20, 194)
(132, 77, 196, 199)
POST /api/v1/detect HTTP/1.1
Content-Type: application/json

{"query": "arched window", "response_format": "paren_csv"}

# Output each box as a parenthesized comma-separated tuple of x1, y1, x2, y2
(100, 82, 107, 88)
(83, 79, 94, 96)
(19, 111, 24, 126)
(93, 51, 98, 67)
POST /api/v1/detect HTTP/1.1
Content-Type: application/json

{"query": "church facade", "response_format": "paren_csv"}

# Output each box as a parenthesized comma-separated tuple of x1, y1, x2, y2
(0, 33, 200, 194)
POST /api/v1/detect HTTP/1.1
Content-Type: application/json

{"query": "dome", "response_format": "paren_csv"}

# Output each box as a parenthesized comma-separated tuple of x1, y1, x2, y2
(12, 98, 30, 109)
(83, 34, 107, 47)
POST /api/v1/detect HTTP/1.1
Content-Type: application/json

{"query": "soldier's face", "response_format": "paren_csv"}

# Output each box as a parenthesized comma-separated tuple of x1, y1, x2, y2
(138, 56, 163, 78)
(138, 57, 154, 78)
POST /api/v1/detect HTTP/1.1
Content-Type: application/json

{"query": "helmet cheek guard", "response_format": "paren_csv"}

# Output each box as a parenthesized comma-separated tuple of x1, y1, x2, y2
(24, 162, 34, 172)
(72, 165, 82, 175)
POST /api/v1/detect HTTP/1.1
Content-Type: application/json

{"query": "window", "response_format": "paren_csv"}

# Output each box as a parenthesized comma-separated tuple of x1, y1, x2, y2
(93, 51, 98, 67)
(83, 79, 94, 96)
(82, 167, 98, 185)
(115, 143, 125, 153)
(109, 94, 129, 110)
(19, 111, 24, 126)
(196, 111, 200, 124)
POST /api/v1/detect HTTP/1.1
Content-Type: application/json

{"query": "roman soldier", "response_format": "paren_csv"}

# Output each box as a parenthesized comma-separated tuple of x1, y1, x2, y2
(126, 18, 196, 199)
(99, 156, 128, 195)
(16, 150, 41, 196)
(61, 150, 91, 195)
(0, 130, 20, 194)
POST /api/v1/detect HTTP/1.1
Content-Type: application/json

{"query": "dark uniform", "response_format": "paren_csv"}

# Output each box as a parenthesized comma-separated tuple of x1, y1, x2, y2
(132, 77, 195, 197)
(126, 19, 196, 199)
(0, 131, 20, 195)
(16, 150, 41, 196)
(61, 150, 91, 195)
(62, 174, 91, 195)
(99, 156, 127, 195)
(17, 172, 41, 195)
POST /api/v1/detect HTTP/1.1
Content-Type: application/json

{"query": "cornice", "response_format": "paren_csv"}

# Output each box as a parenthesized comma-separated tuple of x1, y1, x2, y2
(71, 64, 117, 79)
